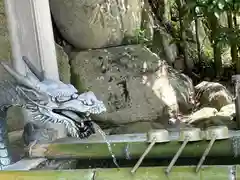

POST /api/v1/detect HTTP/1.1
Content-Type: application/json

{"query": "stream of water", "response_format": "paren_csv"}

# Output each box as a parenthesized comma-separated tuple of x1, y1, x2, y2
(93, 123, 120, 168)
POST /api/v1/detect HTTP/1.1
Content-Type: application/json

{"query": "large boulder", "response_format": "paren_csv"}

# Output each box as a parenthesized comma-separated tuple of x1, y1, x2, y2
(49, 0, 154, 49)
(70, 44, 195, 125)
(195, 81, 233, 110)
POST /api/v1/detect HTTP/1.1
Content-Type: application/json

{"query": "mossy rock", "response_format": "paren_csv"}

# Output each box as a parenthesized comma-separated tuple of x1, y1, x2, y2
(71, 45, 194, 125)
(49, 0, 153, 49)
(55, 44, 70, 83)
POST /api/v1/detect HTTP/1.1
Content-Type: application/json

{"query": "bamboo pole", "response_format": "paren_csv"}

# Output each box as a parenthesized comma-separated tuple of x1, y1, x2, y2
(27, 133, 239, 159)
(0, 165, 237, 179)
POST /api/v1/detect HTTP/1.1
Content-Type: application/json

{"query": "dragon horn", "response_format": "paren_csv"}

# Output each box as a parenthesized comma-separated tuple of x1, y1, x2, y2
(0, 61, 37, 89)
(22, 56, 45, 81)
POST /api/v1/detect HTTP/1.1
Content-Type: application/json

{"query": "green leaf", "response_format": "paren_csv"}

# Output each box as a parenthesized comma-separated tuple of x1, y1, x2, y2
(217, 0, 225, 9)
(225, 0, 232, 3)
(195, 6, 201, 13)
(214, 11, 220, 18)
(169, 38, 182, 45)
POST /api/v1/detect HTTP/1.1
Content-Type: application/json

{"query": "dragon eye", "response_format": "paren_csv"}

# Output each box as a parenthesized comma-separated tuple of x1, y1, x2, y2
(55, 96, 71, 103)
(71, 93, 78, 99)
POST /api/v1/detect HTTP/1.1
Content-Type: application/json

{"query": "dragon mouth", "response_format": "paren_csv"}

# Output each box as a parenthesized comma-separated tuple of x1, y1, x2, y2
(52, 109, 95, 138)
(52, 109, 90, 121)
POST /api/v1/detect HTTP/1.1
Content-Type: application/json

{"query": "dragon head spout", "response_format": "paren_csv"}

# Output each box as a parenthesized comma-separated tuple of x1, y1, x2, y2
(1, 57, 106, 138)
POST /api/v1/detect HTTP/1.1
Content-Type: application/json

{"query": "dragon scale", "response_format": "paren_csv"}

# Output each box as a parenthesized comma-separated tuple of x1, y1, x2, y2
(0, 57, 107, 169)
(0, 81, 22, 169)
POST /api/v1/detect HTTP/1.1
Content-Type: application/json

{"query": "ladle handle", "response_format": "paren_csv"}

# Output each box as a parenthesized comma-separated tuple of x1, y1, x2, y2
(165, 136, 189, 175)
(131, 137, 157, 174)
(196, 135, 216, 173)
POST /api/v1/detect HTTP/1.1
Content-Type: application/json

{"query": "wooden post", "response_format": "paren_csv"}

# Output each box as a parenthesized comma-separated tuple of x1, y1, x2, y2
(4, 0, 66, 138)
(4, 0, 59, 80)
(232, 75, 240, 129)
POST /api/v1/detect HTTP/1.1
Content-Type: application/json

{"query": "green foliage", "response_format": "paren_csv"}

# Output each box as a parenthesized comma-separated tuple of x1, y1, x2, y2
(215, 27, 240, 47)
(124, 28, 151, 46)
(186, 0, 235, 13)
(134, 28, 149, 44)
(151, 0, 239, 74)
(182, 1, 240, 45)
(182, 0, 240, 21)
(172, 0, 240, 74)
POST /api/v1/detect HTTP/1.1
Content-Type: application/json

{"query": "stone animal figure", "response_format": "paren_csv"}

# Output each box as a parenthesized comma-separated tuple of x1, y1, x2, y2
(0, 56, 106, 169)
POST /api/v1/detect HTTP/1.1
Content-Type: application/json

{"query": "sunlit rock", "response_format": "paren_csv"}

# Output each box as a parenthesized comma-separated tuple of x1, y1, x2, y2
(49, 0, 154, 49)
(195, 81, 233, 110)
(183, 107, 218, 124)
(71, 44, 194, 125)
